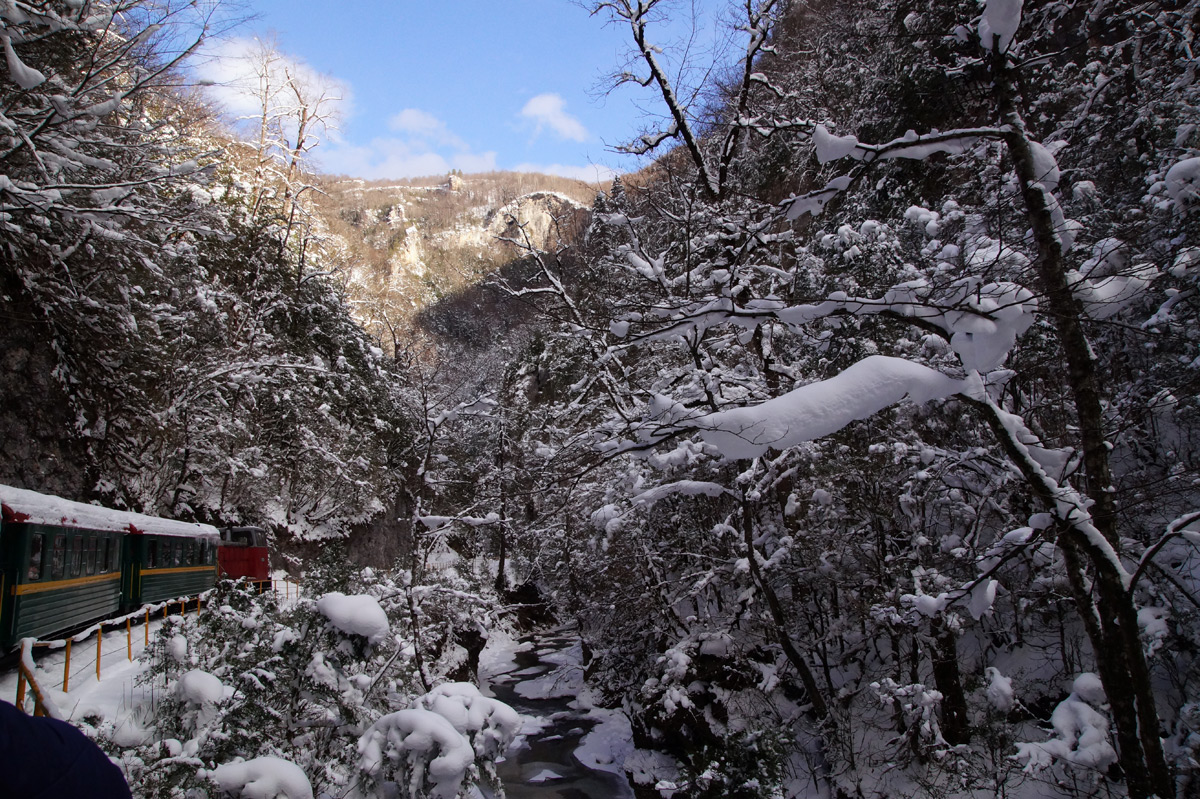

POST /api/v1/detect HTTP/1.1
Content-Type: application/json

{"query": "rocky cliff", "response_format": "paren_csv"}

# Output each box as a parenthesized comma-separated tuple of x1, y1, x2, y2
(313, 173, 596, 348)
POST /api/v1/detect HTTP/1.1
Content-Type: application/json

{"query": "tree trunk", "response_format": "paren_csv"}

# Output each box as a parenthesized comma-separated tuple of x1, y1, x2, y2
(740, 495, 832, 724)
(990, 53, 1171, 798)
(930, 621, 971, 746)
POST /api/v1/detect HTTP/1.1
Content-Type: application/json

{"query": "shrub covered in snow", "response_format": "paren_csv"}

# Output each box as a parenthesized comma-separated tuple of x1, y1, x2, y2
(207, 757, 314, 799)
(103, 570, 514, 799)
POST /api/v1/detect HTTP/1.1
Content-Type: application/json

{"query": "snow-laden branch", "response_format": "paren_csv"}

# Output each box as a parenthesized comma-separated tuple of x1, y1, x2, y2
(782, 126, 1006, 220)
(964, 394, 1135, 589)
(608, 357, 981, 461)
(1128, 510, 1200, 593)
(693, 356, 980, 459)
(622, 277, 1038, 374)
(633, 479, 737, 506)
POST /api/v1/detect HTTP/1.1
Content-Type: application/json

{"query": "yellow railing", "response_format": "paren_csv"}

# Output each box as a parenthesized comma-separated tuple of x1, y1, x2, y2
(12, 594, 206, 712)
(11, 580, 299, 713)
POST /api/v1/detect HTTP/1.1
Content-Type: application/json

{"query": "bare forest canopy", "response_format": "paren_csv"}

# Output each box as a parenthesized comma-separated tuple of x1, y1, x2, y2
(2, 1, 1200, 799)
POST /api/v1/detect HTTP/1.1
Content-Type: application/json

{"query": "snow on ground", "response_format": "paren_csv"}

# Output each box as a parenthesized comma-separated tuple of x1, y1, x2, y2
(3, 612, 166, 729)
(476, 625, 531, 686)
(572, 704, 634, 776)
(514, 665, 585, 700)
(5, 607, 631, 798)
(528, 767, 563, 782)
(476, 626, 549, 745)
(2, 582, 302, 731)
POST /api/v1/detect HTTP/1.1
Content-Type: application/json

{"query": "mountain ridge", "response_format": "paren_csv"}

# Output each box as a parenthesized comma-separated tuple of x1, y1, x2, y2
(311, 171, 602, 349)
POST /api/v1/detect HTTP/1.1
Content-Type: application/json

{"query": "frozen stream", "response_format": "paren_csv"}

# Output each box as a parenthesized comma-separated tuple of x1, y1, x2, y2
(484, 629, 636, 799)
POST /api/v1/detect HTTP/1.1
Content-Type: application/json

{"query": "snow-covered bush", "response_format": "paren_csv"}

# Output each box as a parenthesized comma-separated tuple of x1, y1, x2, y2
(356, 709, 478, 799)
(107, 570, 517, 799)
(413, 682, 521, 790)
(206, 757, 314, 799)
(1015, 674, 1119, 781)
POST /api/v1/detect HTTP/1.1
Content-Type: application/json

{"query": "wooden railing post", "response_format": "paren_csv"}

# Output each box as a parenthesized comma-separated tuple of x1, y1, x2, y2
(17, 640, 55, 718)
(62, 639, 72, 693)
(96, 631, 101, 682)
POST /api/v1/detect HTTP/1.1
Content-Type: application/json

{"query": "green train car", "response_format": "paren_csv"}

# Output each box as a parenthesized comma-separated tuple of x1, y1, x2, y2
(0, 484, 219, 651)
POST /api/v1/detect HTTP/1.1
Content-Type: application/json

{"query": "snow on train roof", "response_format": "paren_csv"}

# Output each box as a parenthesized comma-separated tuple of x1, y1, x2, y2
(0, 484, 220, 539)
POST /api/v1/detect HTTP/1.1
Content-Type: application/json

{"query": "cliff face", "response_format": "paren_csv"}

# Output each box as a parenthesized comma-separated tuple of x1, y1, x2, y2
(313, 173, 595, 347)
(0, 293, 89, 497)
(485, 191, 591, 252)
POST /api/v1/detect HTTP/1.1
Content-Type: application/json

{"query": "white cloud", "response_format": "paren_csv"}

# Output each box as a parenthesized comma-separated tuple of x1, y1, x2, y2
(194, 41, 600, 182)
(390, 108, 442, 135)
(310, 105, 499, 180)
(519, 93, 589, 142)
(513, 162, 619, 184)
(388, 108, 467, 149)
(318, 136, 497, 180)
(194, 37, 353, 125)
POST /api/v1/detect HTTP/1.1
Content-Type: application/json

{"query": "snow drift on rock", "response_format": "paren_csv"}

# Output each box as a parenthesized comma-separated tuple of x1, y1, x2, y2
(1015, 673, 1117, 772)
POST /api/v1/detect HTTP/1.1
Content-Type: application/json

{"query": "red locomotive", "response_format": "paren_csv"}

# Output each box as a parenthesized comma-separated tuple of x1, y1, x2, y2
(216, 526, 270, 591)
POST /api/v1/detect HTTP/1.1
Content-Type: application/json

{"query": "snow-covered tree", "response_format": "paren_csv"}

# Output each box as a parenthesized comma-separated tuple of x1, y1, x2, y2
(535, 1, 1200, 796)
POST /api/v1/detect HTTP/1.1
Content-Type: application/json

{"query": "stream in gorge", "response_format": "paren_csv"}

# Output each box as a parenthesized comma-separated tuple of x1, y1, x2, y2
(484, 629, 637, 799)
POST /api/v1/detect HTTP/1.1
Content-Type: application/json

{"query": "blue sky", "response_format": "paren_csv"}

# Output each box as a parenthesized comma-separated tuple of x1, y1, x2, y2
(198, 0, 728, 185)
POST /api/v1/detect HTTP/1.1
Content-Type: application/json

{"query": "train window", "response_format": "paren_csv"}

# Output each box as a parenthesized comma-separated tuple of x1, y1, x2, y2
(69, 537, 83, 577)
(186, 542, 195, 565)
(148, 540, 158, 569)
(27, 535, 45, 581)
(85, 537, 98, 575)
(199, 541, 208, 565)
(101, 537, 112, 573)
(173, 541, 182, 566)
(51, 534, 66, 578)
